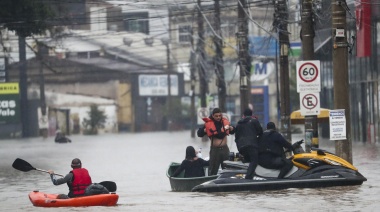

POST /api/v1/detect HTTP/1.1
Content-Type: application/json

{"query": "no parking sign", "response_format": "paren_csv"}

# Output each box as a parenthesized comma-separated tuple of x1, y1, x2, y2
(299, 92, 320, 116)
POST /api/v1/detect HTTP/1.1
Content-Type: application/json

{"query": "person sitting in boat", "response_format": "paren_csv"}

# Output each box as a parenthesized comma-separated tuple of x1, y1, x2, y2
(197, 108, 234, 175)
(54, 130, 72, 143)
(48, 158, 92, 198)
(171, 146, 210, 178)
(258, 122, 294, 179)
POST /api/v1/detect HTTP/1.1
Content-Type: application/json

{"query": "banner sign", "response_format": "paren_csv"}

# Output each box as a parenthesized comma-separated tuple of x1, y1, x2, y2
(0, 83, 20, 123)
(329, 109, 347, 140)
(138, 74, 178, 96)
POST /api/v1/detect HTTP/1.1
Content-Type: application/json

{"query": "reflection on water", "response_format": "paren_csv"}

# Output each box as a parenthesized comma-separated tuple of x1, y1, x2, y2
(0, 131, 379, 211)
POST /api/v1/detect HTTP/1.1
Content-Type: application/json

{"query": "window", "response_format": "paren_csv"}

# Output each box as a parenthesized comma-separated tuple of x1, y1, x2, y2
(178, 25, 191, 43)
(124, 12, 149, 34)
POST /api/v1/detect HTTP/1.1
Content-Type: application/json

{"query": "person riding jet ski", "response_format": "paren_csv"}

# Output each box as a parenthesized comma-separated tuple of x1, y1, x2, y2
(258, 122, 294, 179)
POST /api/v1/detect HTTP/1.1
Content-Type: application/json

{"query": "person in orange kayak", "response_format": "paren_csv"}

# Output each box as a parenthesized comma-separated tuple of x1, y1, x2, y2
(48, 158, 92, 198)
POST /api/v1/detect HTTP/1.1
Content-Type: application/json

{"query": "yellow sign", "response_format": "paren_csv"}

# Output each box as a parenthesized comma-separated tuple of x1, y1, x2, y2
(0, 83, 19, 94)
(290, 108, 330, 124)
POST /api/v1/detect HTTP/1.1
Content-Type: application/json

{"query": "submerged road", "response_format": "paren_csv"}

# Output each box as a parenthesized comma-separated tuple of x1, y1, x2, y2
(0, 131, 378, 211)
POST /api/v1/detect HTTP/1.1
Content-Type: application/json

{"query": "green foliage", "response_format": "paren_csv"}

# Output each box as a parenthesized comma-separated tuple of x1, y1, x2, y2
(0, 0, 55, 37)
(82, 104, 107, 135)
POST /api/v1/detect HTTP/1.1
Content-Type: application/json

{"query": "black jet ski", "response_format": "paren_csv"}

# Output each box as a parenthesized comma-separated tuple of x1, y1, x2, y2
(192, 140, 367, 192)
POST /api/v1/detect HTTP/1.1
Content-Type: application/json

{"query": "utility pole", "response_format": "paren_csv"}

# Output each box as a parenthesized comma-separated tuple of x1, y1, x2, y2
(19, 36, 29, 138)
(197, 0, 209, 142)
(190, 28, 196, 138)
(301, 0, 318, 151)
(237, 0, 251, 113)
(274, 0, 291, 142)
(161, 38, 171, 131)
(332, 0, 352, 163)
(197, 0, 208, 109)
(214, 0, 226, 112)
(38, 42, 48, 138)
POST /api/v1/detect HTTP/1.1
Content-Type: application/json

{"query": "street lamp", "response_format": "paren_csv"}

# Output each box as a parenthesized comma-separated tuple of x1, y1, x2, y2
(144, 37, 154, 46)
(161, 37, 171, 131)
(123, 37, 133, 46)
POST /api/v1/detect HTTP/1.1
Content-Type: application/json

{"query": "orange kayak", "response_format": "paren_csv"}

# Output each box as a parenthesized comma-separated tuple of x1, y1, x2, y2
(28, 191, 119, 207)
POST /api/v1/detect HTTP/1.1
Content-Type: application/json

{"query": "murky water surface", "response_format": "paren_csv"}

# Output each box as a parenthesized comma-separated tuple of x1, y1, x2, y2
(0, 131, 378, 211)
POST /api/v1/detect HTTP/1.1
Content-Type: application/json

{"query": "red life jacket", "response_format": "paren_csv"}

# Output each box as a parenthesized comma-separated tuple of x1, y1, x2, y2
(70, 168, 92, 196)
(203, 117, 230, 137)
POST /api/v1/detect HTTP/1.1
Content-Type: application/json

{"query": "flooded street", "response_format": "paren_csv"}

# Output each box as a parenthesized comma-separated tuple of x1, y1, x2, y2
(0, 131, 379, 212)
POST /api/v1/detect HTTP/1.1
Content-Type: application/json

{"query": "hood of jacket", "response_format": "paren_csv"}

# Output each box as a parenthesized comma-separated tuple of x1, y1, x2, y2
(237, 116, 253, 124)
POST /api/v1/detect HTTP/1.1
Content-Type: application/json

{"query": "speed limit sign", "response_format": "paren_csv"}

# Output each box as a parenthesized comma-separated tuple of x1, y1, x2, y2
(296, 60, 321, 93)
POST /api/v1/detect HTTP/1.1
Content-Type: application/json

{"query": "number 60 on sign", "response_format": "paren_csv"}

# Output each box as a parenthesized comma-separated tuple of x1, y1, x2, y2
(296, 60, 321, 93)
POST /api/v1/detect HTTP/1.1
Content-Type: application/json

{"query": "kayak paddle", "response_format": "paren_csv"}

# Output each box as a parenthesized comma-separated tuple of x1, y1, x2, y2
(12, 158, 64, 176)
(12, 158, 117, 192)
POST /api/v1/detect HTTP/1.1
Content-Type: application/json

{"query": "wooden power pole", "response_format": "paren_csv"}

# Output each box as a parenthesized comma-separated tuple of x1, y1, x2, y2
(197, 0, 208, 109)
(19, 36, 29, 137)
(190, 28, 196, 138)
(214, 0, 226, 112)
(237, 0, 251, 113)
(301, 0, 318, 151)
(274, 0, 291, 142)
(331, 0, 352, 163)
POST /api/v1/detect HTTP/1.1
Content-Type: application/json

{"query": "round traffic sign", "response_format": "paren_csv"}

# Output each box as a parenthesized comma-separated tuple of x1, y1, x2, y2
(198, 108, 209, 119)
(302, 93, 318, 110)
(299, 62, 319, 83)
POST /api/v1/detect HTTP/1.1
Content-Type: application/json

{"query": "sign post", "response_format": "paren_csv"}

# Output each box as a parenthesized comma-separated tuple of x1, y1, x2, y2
(296, 60, 321, 151)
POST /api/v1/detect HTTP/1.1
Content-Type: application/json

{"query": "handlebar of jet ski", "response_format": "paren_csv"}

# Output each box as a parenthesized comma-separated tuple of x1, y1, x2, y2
(293, 139, 304, 147)
(285, 139, 304, 154)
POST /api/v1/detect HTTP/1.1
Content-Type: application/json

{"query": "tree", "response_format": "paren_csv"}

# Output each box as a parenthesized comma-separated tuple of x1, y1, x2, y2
(82, 104, 107, 135)
(0, 0, 55, 137)
(0, 0, 55, 37)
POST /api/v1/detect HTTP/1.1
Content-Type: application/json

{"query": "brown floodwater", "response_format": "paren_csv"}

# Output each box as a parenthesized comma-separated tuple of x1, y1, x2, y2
(0, 131, 378, 211)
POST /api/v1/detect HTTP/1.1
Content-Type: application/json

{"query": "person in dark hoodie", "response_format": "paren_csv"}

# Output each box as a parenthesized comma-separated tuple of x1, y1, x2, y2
(258, 122, 294, 179)
(234, 108, 264, 180)
(171, 146, 210, 178)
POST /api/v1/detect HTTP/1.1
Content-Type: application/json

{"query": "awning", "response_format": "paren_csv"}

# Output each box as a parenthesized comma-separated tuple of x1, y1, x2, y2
(290, 108, 330, 124)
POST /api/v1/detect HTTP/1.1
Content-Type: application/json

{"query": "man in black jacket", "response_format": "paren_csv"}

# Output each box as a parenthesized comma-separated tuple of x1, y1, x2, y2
(234, 108, 264, 180)
(259, 122, 294, 179)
